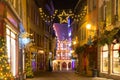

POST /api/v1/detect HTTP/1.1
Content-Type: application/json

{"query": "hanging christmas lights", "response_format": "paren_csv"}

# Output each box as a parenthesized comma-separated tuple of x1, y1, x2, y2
(39, 6, 87, 24)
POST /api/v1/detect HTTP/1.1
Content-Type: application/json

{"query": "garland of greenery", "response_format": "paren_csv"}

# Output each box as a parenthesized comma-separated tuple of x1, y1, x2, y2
(25, 51, 34, 78)
(75, 45, 86, 54)
(98, 28, 120, 46)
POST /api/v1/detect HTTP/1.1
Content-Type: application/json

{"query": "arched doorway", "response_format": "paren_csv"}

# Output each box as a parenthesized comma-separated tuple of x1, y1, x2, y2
(62, 62, 67, 70)
(68, 62, 71, 69)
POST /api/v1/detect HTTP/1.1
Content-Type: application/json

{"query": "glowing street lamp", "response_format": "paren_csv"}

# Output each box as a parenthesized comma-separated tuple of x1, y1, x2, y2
(86, 24, 94, 46)
(86, 24, 91, 30)
(73, 41, 77, 45)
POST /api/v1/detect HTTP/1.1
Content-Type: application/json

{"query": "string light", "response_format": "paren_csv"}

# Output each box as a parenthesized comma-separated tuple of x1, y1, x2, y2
(58, 10, 69, 23)
(0, 36, 14, 79)
(39, 6, 87, 23)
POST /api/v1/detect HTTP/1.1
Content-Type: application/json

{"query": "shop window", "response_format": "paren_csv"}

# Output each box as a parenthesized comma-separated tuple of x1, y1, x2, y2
(101, 44, 108, 73)
(6, 27, 17, 76)
(112, 44, 120, 74)
(63, 43, 66, 50)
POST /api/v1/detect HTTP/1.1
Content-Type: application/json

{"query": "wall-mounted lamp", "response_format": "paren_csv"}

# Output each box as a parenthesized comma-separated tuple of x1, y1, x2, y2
(86, 24, 94, 46)
(73, 41, 77, 45)
(86, 24, 91, 30)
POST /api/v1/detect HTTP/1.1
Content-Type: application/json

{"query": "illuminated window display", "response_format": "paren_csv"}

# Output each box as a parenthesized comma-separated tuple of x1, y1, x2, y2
(101, 44, 108, 72)
(112, 44, 120, 74)
(6, 27, 17, 76)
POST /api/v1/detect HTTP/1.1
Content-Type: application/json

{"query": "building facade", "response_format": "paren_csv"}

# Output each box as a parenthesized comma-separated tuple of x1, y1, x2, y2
(72, 0, 120, 79)
(98, 0, 120, 79)
(25, 0, 56, 75)
(0, 0, 23, 79)
(53, 40, 73, 71)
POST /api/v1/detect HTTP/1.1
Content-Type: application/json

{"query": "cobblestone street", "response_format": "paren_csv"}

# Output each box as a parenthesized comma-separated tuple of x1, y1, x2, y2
(26, 71, 113, 80)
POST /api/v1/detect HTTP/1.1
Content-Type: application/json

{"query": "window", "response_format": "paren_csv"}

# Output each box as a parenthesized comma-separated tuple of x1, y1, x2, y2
(93, 0, 96, 8)
(60, 42, 63, 50)
(13, 0, 16, 8)
(8, 0, 16, 9)
(6, 27, 17, 76)
(63, 43, 66, 50)
(37, 15, 39, 26)
(101, 44, 108, 72)
(39, 35, 41, 46)
(81, 27, 86, 40)
(112, 44, 120, 74)
(117, 0, 120, 21)
(114, 0, 118, 15)
(103, 4, 106, 21)
(36, 34, 39, 46)
(57, 53, 60, 60)
(88, 0, 92, 12)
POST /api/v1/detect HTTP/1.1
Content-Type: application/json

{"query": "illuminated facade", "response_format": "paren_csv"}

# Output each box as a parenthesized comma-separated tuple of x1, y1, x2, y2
(98, 0, 120, 79)
(72, 0, 120, 79)
(53, 40, 73, 71)
(24, 0, 56, 73)
(52, 23, 75, 71)
(71, 0, 120, 79)
(0, 0, 22, 79)
(99, 44, 120, 79)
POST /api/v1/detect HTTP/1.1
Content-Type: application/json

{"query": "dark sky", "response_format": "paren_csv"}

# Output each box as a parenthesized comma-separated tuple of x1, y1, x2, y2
(53, 23, 68, 41)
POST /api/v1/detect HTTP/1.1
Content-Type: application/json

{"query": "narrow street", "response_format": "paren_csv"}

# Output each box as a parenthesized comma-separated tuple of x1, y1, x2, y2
(0, 0, 120, 80)
(26, 71, 113, 80)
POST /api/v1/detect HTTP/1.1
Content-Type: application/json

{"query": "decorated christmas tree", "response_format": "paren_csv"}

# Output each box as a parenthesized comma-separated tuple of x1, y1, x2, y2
(25, 51, 34, 78)
(0, 36, 14, 80)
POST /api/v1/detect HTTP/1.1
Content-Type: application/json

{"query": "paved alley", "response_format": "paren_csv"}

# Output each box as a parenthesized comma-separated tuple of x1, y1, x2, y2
(26, 71, 113, 80)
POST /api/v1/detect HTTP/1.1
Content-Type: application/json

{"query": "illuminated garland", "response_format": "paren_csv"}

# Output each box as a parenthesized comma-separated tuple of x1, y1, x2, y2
(39, 8, 58, 23)
(98, 28, 120, 46)
(58, 10, 69, 23)
(25, 51, 34, 78)
(0, 36, 14, 80)
(39, 6, 87, 23)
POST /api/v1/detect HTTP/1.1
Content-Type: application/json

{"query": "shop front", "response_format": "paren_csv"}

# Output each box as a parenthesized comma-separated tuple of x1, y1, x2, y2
(100, 43, 120, 80)
(37, 49, 45, 71)
(0, 2, 20, 79)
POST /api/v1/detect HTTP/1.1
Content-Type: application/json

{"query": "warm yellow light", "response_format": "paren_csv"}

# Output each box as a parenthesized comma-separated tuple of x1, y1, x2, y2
(38, 50, 44, 54)
(73, 41, 76, 45)
(70, 50, 74, 53)
(58, 10, 69, 23)
(86, 24, 91, 30)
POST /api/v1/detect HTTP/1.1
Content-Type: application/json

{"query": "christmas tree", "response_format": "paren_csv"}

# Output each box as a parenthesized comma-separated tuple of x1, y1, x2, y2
(25, 51, 34, 78)
(0, 36, 14, 80)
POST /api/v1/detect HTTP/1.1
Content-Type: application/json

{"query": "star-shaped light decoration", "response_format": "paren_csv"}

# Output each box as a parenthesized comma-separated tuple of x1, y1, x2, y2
(58, 10, 69, 23)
